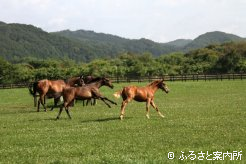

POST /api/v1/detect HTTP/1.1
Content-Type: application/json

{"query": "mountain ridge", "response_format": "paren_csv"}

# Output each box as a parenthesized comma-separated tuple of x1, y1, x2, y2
(0, 21, 245, 62)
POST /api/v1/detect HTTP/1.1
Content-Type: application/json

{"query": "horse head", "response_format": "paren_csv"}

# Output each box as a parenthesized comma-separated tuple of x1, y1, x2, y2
(102, 77, 114, 89)
(158, 79, 169, 93)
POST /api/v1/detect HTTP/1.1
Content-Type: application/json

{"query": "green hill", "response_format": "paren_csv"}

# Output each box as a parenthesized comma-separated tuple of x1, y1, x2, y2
(185, 31, 245, 50)
(52, 30, 178, 57)
(165, 39, 192, 47)
(53, 30, 246, 56)
(0, 23, 99, 62)
(0, 22, 245, 63)
(0, 23, 179, 62)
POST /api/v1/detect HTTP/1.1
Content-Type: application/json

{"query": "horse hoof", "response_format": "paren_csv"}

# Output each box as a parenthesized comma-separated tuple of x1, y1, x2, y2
(120, 115, 124, 120)
(146, 115, 150, 119)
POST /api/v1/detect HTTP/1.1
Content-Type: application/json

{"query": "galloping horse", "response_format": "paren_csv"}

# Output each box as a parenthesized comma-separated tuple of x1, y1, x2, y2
(82, 75, 96, 84)
(29, 76, 84, 112)
(114, 79, 169, 120)
(56, 77, 117, 119)
(81, 75, 97, 106)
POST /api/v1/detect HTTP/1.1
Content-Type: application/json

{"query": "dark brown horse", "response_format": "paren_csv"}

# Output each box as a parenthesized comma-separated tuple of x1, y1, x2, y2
(29, 76, 84, 112)
(114, 79, 169, 120)
(81, 75, 97, 106)
(56, 77, 117, 119)
(82, 75, 96, 84)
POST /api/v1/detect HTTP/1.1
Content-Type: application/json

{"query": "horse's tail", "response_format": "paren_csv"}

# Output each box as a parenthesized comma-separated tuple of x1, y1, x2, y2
(28, 82, 38, 97)
(113, 90, 122, 99)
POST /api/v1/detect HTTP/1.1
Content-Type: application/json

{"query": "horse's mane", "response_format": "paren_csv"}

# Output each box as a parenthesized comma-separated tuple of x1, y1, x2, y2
(87, 77, 103, 83)
(64, 76, 79, 83)
(147, 80, 162, 87)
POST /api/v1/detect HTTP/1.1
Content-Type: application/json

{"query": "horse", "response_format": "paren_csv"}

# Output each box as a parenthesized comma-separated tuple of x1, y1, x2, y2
(29, 76, 84, 112)
(56, 77, 117, 119)
(113, 79, 169, 120)
(82, 75, 96, 84)
(81, 75, 97, 106)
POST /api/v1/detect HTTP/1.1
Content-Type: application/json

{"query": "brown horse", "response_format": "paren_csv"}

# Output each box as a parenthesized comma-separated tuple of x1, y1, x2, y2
(29, 76, 84, 112)
(82, 75, 96, 84)
(56, 77, 117, 119)
(81, 75, 97, 106)
(114, 79, 169, 120)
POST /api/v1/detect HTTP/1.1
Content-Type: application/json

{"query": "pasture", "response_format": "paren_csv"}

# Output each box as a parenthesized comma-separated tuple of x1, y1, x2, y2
(0, 80, 245, 163)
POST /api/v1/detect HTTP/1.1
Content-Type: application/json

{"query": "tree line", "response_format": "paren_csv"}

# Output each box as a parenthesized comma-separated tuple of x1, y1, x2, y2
(0, 41, 246, 84)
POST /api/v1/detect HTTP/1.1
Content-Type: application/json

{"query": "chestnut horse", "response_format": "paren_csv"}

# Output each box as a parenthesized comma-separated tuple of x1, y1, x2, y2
(56, 77, 117, 119)
(114, 79, 169, 120)
(29, 76, 84, 112)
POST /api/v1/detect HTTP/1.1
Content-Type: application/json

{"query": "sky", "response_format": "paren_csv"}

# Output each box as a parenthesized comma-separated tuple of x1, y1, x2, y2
(0, 0, 246, 43)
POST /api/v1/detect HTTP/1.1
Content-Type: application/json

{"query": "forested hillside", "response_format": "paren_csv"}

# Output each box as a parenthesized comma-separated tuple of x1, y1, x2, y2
(52, 30, 179, 57)
(1, 41, 246, 84)
(0, 22, 245, 63)
(0, 22, 98, 62)
(184, 31, 245, 50)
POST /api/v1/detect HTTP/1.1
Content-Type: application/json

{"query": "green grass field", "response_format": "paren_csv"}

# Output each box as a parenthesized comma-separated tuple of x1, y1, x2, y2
(0, 80, 245, 163)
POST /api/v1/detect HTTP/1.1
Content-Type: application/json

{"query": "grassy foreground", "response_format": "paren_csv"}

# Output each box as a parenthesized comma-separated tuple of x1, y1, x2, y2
(0, 80, 245, 163)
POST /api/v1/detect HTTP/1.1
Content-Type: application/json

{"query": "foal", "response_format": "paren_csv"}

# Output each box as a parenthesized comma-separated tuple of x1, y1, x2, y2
(56, 77, 117, 119)
(114, 79, 169, 120)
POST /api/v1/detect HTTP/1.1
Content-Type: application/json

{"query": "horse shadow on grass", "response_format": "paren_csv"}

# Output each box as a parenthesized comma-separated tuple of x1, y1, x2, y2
(1, 109, 37, 115)
(80, 117, 132, 123)
(28, 115, 132, 122)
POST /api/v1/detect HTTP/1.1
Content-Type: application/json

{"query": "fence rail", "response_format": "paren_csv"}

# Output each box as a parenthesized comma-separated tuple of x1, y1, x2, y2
(0, 74, 245, 89)
(110, 73, 246, 83)
(0, 83, 29, 89)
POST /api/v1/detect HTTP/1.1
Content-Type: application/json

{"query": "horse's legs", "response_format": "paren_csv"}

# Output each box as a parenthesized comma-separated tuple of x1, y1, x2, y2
(37, 99, 40, 112)
(93, 99, 97, 105)
(91, 90, 117, 107)
(86, 99, 90, 106)
(120, 98, 131, 120)
(65, 107, 71, 119)
(150, 100, 164, 118)
(146, 99, 151, 119)
(70, 99, 75, 107)
(101, 97, 117, 106)
(56, 106, 63, 119)
(99, 96, 117, 108)
(99, 97, 112, 108)
(39, 95, 47, 112)
(51, 97, 59, 111)
(65, 100, 75, 119)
